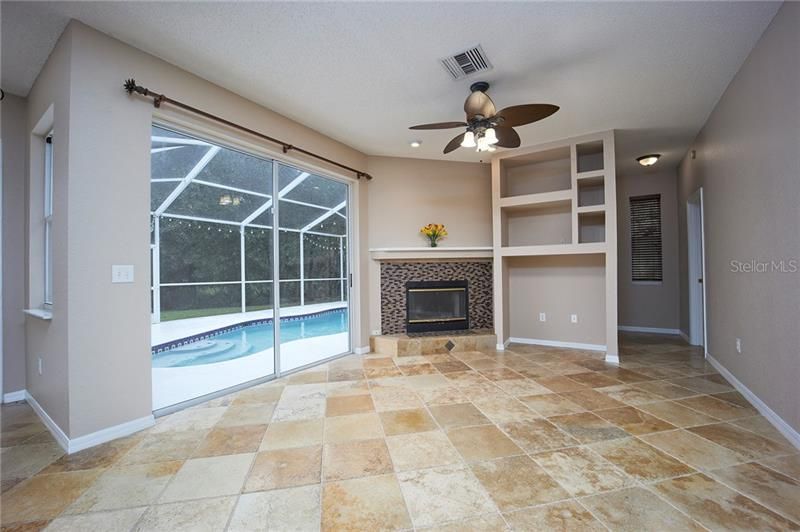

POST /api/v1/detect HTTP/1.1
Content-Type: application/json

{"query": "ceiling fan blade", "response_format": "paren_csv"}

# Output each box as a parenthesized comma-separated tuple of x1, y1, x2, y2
(494, 126, 521, 148)
(409, 121, 468, 130)
(443, 133, 465, 154)
(495, 104, 559, 127)
(464, 91, 496, 120)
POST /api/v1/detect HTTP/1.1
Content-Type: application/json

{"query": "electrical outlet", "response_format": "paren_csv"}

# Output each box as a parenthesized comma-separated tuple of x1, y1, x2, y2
(736, 338, 742, 354)
(570, 314, 578, 324)
(37, 357, 43, 376)
(539, 312, 546, 322)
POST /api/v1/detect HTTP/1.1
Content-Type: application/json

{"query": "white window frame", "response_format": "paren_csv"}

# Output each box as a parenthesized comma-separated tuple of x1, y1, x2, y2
(43, 134, 54, 307)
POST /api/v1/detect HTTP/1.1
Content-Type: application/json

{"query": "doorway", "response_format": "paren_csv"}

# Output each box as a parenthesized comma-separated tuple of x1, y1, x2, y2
(687, 188, 706, 350)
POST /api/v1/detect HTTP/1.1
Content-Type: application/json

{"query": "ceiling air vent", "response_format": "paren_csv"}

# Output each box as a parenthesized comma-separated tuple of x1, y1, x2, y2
(440, 45, 493, 81)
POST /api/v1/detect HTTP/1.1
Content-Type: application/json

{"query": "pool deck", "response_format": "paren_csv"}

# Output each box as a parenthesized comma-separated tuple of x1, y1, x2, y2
(151, 301, 348, 346)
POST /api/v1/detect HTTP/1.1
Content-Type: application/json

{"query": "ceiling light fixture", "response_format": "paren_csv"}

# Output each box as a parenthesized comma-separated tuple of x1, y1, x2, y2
(637, 154, 661, 167)
(410, 140, 421, 148)
(484, 128, 499, 145)
(460, 131, 477, 148)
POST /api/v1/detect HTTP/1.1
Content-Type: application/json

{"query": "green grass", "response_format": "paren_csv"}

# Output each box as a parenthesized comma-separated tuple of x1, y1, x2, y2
(160, 305, 271, 322)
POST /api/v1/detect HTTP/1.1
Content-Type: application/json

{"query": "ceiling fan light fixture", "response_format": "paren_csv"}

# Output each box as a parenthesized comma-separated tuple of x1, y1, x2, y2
(637, 154, 661, 167)
(476, 135, 492, 152)
(460, 131, 476, 148)
(484, 127, 499, 145)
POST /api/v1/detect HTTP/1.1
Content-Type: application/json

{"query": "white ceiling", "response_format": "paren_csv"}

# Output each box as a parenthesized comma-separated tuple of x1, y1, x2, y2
(1, 1, 780, 174)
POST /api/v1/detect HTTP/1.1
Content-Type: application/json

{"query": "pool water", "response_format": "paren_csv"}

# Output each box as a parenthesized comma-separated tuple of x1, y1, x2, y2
(153, 310, 348, 368)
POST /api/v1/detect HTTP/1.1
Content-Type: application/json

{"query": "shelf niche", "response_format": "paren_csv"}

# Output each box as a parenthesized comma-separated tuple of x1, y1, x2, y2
(500, 146, 571, 198)
(578, 175, 605, 207)
(503, 203, 572, 247)
(576, 140, 604, 173)
(579, 211, 606, 243)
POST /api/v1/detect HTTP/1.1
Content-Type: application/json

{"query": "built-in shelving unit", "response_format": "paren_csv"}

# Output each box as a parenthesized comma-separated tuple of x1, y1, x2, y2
(491, 131, 618, 361)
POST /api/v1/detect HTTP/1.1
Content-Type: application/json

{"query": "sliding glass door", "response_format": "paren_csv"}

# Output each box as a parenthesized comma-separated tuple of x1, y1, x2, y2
(150, 126, 350, 410)
(276, 163, 350, 372)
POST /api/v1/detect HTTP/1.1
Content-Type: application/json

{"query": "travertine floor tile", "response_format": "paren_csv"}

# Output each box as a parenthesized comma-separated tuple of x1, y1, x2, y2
(688, 422, 795, 460)
(503, 500, 604, 531)
(385, 430, 462, 471)
(66, 461, 181, 513)
(636, 400, 720, 427)
(499, 420, 579, 453)
(581, 486, 705, 531)
(589, 437, 695, 481)
(471, 397, 540, 424)
(324, 412, 383, 443)
(322, 474, 411, 531)
(518, 393, 585, 417)
(229, 485, 320, 531)
(136, 496, 237, 531)
(0, 442, 63, 481)
(759, 453, 800, 483)
(121, 430, 206, 465)
(216, 403, 275, 427)
(397, 464, 496, 527)
(559, 389, 627, 411)
(595, 384, 664, 406)
(533, 376, 587, 393)
(532, 447, 633, 496)
(193, 424, 267, 457)
(325, 394, 374, 417)
(676, 394, 758, 420)
(446, 425, 523, 462)
(733, 415, 795, 445)
(548, 412, 629, 444)
(594, 406, 676, 435)
(159, 453, 253, 502)
(259, 419, 323, 450)
(710, 462, 800, 523)
(323, 438, 393, 481)
(470, 455, 569, 511)
(422, 513, 508, 532)
(429, 403, 490, 429)
(244, 446, 321, 491)
(0, 469, 103, 525)
(640, 429, 749, 471)
(379, 408, 437, 435)
(655, 473, 799, 531)
(45, 507, 147, 532)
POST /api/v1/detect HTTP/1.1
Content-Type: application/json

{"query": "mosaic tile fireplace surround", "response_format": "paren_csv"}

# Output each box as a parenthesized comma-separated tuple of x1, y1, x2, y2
(380, 260, 493, 335)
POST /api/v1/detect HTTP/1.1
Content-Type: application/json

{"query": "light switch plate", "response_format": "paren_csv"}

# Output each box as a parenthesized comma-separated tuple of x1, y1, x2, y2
(112, 264, 135, 283)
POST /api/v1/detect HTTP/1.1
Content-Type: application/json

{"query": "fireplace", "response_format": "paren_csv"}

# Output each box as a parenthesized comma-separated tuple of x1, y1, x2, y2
(406, 280, 469, 333)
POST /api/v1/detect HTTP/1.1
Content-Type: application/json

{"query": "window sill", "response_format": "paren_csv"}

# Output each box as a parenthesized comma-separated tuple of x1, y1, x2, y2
(24, 308, 53, 321)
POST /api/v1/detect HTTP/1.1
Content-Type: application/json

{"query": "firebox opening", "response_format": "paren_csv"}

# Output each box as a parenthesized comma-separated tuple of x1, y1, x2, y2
(406, 280, 469, 333)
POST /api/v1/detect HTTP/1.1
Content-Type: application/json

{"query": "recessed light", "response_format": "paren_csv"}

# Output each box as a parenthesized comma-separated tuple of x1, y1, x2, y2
(637, 154, 661, 167)
(410, 140, 422, 148)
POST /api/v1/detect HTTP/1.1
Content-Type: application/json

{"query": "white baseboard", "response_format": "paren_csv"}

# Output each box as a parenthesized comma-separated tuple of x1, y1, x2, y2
(618, 326, 681, 335)
(508, 337, 606, 352)
(679, 330, 690, 343)
(25, 391, 155, 454)
(705, 353, 800, 450)
(3, 389, 26, 403)
(354, 346, 371, 355)
(25, 391, 70, 452)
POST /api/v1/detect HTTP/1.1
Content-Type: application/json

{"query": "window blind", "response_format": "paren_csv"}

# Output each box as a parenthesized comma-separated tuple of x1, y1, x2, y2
(630, 194, 663, 282)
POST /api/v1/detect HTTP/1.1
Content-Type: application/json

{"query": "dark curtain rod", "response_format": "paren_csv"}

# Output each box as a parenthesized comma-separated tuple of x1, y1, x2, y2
(123, 79, 372, 180)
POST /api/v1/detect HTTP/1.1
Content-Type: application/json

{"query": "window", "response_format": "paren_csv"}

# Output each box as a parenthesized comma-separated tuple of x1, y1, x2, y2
(44, 134, 54, 306)
(630, 194, 663, 282)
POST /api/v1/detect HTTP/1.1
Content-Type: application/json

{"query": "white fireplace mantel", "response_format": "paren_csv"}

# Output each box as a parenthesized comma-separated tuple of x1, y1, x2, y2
(368, 246, 492, 261)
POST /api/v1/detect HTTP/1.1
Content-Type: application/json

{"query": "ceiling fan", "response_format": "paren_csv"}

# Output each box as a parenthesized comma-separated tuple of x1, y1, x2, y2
(409, 81, 559, 154)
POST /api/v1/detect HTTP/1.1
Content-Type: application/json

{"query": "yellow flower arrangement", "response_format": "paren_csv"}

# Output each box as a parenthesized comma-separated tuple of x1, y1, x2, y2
(420, 223, 448, 247)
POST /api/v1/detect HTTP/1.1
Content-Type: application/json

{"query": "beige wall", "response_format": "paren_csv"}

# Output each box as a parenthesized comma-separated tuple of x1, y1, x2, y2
(2, 94, 29, 395)
(23, 21, 370, 438)
(366, 156, 491, 248)
(677, 3, 799, 431)
(617, 170, 679, 330)
(365, 156, 491, 335)
(24, 25, 74, 433)
(506, 255, 606, 346)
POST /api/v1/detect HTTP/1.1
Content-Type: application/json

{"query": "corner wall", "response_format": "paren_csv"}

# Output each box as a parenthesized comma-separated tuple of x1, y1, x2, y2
(2, 94, 29, 397)
(677, 2, 799, 431)
(617, 170, 679, 331)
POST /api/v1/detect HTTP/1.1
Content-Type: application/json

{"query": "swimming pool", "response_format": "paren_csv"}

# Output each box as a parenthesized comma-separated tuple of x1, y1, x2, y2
(152, 309, 348, 368)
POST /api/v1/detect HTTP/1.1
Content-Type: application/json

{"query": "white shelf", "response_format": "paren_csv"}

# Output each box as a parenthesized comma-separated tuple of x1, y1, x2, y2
(498, 189, 572, 210)
(24, 308, 53, 321)
(499, 243, 606, 257)
(369, 246, 493, 260)
(576, 170, 605, 185)
(576, 205, 605, 214)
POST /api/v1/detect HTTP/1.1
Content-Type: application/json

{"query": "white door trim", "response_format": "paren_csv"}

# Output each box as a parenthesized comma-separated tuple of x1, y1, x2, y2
(687, 188, 708, 353)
